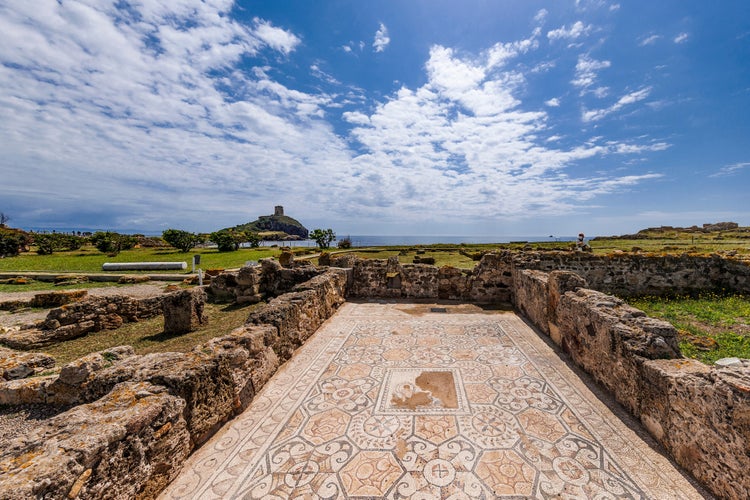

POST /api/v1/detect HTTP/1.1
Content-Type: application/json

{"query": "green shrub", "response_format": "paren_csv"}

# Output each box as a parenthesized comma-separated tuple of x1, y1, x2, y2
(34, 233, 85, 254)
(210, 230, 242, 252)
(338, 236, 352, 249)
(0, 228, 31, 257)
(162, 229, 203, 252)
(90, 231, 137, 255)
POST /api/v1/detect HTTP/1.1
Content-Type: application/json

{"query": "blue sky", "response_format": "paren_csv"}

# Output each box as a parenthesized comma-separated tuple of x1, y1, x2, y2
(1, 0, 748, 237)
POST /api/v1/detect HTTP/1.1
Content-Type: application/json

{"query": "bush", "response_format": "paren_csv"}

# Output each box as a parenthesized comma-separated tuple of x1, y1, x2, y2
(90, 231, 137, 255)
(209, 230, 242, 252)
(0, 228, 31, 257)
(34, 233, 85, 254)
(162, 229, 203, 252)
(338, 236, 352, 249)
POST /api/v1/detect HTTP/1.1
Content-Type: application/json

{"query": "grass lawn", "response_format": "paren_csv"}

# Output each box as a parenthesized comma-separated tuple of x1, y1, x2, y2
(37, 301, 260, 366)
(0, 245, 283, 273)
(627, 293, 750, 364)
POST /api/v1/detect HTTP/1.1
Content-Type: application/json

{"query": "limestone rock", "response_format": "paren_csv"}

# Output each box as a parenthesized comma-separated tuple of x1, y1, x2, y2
(29, 290, 88, 308)
(163, 287, 208, 335)
(0, 347, 55, 380)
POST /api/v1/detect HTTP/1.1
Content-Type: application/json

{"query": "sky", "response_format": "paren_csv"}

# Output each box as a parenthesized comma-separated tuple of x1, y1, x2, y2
(1, 0, 748, 237)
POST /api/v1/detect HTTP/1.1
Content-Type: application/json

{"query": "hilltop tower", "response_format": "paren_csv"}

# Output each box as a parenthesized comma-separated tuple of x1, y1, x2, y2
(274, 205, 284, 216)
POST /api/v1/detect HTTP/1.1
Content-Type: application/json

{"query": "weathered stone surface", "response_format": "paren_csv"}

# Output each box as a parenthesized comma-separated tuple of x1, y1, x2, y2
(0, 381, 190, 500)
(163, 288, 208, 335)
(278, 250, 294, 267)
(640, 359, 750, 499)
(0, 347, 55, 380)
(512, 269, 549, 335)
(29, 289, 88, 308)
(0, 295, 166, 349)
(512, 250, 750, 297)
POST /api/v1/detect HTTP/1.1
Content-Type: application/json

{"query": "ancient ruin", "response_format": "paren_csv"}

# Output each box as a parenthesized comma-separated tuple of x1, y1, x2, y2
(0, 251, 748, 498)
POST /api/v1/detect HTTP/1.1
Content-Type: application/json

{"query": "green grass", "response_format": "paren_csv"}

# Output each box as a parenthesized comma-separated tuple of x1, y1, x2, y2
(628, 293, 750, 364)
(35, 302, 260, 366)
(0, 245, 282, 273)
(0, 281, 139, 293)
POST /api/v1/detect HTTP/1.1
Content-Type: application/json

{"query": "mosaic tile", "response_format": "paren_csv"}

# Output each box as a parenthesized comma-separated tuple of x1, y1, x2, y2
(161, 302, 707, 500)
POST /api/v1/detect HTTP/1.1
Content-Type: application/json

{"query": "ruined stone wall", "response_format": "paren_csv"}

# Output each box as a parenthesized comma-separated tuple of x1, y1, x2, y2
(208, 259, 323, 304)
(513, 251, 750, 297)
(348, 253, 513, 303)
(0, 269, 349, 500)
(0, 295, 165, 350)
(512, 267, 750, 499)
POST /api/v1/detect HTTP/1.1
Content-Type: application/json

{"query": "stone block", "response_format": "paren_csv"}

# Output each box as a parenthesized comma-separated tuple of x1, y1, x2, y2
(163, 288, 208, 335)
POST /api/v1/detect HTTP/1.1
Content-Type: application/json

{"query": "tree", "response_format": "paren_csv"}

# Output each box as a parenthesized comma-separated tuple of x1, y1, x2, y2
(162, 229, 203, 252)
(0, 212, 9, 228)
(90, 231, 137, 255)
(209, 230, 243, 252)
(0, 228, 31, 257)
(310, 228, 336, 249)
(34, 233, 85, 255)
(246, 232, 261, 248)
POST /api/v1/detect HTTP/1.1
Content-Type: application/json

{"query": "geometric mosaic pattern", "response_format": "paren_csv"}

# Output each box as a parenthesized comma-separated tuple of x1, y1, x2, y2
(160, 301, 707, 499)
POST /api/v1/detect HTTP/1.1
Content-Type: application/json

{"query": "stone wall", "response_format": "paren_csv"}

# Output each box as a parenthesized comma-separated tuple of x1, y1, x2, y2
(0, 269, 348, 500)
(513, 251, 750, 297)
(512, 265, 750, 499)
(0, 294, 165, 350)
(348, 254, 513, 303)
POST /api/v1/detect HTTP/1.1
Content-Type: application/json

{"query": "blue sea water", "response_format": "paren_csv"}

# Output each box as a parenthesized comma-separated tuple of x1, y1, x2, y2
(258, 235, 577, 248)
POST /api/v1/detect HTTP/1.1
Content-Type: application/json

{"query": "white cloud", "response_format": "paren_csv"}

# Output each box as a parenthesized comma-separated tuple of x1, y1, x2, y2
(343, 44, 664, 220)
(710, 162, 750, 178)
(373, 23, 390, 53)
(572, 55, 611, 90)
(582, 87, 652, 122)
(674, 32, 689, 44)
(547, 21, 592, 41)
(0, 2, 670, 231)
(639, 34, 661, 46)
(252, 18, 300, 55)
(534, 9, 548, 23)
(545, 98, 561, 107)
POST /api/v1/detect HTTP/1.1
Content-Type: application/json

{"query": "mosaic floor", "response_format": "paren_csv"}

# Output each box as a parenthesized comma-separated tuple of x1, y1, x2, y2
(161, 302, 707, 499)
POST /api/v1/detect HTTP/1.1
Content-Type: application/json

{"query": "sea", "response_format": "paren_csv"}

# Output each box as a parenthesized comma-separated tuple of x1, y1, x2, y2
(22, 228, 578, 247)
(257, 235, 578, 248)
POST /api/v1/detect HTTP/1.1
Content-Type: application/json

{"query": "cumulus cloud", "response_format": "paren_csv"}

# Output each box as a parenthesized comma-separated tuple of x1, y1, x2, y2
(0, 0, 350, 230)
(545, 98, 561, 107)
(674, 32, 689, 44)
(0, 2, 669, 230)
(547, 21, 592, 41)
(582, 87, 652, 122)
(252, 18, 301, 54)
(343, 44, 663, 220)
(534, 9, 548, 24)
(572, 55, 611, 90)
(373, 23, 390, 52)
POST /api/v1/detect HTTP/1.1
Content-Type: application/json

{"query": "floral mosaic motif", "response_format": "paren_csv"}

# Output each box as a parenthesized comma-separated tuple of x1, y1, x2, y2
(339, 450, 403, 497)
(163, 306, 703, 499)
(491, 374, 564, 414)
(305, 376, 376, 413)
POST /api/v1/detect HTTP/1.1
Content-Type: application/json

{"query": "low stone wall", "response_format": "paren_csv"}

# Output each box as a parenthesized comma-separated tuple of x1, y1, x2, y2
(0, 269, 348, 500)
(348, 253, 513, 303)
(208, 259, 323, 304)
(0, 294, 165, 350)
(513, 250, 750, 297)
(512, 266, 750, 499)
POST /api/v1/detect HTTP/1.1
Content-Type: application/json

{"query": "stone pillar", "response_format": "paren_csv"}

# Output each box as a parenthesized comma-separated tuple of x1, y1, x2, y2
(163, 288, 208, 335)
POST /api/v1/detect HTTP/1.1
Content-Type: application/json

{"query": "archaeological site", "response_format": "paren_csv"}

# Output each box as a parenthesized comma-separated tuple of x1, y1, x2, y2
(1, 251, 749, 499)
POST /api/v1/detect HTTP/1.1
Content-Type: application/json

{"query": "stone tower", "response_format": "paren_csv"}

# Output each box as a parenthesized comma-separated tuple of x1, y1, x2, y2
(274, 206, 284, 216)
